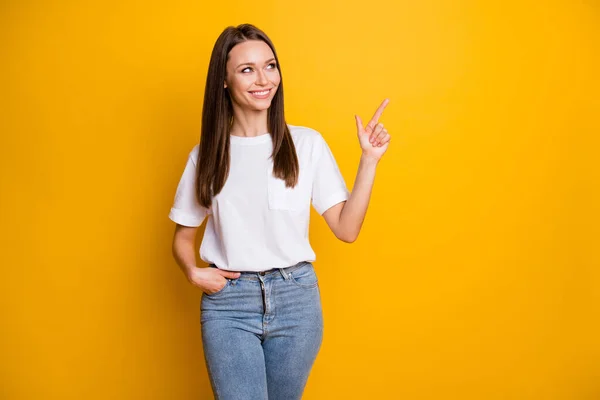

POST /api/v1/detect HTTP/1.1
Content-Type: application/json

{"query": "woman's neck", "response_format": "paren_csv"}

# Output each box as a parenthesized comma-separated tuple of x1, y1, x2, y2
(229, 107, 269, 137)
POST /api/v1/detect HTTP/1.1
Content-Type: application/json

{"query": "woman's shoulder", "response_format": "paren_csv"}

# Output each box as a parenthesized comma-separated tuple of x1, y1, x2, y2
(287, 124, 326, 146)
(185, 143, 200, 165)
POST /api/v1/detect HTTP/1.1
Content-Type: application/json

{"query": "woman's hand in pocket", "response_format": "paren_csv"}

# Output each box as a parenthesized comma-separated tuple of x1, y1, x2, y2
(187, 267, 241, 295)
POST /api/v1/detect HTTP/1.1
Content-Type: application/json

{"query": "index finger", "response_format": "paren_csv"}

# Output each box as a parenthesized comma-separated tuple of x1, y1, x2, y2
(367, 98, 390, 130)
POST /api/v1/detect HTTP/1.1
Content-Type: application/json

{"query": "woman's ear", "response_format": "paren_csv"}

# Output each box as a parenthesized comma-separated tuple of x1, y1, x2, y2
(224, 81, 227, 89)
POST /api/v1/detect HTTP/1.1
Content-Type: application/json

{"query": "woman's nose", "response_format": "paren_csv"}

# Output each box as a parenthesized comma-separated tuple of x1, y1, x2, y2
(256, 70, 268, 85)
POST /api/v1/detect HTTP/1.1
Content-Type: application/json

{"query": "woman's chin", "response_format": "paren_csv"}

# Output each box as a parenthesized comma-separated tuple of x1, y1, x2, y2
(247, 101, 273, 112)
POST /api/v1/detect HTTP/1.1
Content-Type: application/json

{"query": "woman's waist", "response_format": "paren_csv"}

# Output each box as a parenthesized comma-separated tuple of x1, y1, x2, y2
(208, 260, 311, 277)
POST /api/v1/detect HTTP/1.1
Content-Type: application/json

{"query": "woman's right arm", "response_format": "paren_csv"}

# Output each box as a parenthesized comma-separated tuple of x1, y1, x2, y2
(171, 224, 199, 281)
(171, 224, 241, 293)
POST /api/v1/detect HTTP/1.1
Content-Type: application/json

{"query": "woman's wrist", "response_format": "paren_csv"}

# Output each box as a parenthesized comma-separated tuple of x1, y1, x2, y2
(360, 152, 380, 167)
(180, 263, 197, 278)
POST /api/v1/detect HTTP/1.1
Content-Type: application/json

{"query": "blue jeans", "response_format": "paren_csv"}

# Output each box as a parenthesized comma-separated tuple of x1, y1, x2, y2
(200, 261, 324, 400)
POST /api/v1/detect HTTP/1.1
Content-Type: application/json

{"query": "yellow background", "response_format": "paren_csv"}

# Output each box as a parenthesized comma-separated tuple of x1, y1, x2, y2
(1, 1, 598, 399)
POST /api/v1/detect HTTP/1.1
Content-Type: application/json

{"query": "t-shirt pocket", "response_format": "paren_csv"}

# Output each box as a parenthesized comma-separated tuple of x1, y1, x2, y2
(266, 168, 309, 212)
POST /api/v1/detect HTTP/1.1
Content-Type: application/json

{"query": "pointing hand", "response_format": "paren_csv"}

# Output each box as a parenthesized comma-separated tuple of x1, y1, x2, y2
(355, 98, 391, 162)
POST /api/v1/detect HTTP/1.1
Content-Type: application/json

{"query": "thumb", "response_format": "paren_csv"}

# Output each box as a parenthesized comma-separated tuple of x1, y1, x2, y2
(219, 270, 241, 279)
(355, 115, 364, 133)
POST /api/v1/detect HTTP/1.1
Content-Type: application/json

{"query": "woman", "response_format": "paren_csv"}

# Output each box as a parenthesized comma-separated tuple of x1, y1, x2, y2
(169, 23, 390, 400)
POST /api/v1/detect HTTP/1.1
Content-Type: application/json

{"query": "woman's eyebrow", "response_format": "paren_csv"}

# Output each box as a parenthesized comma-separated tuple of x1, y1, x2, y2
(236, 58, 276, 69)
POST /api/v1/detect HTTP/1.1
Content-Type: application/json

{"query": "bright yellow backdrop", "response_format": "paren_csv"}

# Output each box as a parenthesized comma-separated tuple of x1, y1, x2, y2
(1, 1, 598, 399)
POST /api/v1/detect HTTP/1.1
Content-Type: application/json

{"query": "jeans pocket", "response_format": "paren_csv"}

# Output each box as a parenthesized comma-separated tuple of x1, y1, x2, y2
(205, 279, 231, 297)
(289, 263, 319, 288)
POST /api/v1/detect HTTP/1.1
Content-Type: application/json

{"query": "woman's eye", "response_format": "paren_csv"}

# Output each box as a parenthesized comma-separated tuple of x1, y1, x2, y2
(241, 63, 276, 73)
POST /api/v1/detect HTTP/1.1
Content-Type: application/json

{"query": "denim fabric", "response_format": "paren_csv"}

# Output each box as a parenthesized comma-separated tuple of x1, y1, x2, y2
(200, 261, 324, 400)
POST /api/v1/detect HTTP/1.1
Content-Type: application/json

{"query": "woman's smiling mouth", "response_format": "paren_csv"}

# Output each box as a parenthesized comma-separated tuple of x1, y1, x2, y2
(249, 88, 272, 99)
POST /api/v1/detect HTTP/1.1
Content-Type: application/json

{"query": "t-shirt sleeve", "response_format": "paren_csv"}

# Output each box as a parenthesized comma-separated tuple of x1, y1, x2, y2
(168, 149, 209, 227)
(311, 135, 350, 215)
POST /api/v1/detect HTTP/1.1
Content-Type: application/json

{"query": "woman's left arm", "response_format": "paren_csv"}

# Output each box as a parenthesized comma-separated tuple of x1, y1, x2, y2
(323, 99, 391, 243)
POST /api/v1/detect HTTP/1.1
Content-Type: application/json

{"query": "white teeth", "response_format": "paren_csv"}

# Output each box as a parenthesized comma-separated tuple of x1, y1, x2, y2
(251, 90, 269, 95)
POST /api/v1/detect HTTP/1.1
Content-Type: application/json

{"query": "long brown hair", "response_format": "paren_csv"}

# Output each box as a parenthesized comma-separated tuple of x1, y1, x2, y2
(195, 23, 299, 209)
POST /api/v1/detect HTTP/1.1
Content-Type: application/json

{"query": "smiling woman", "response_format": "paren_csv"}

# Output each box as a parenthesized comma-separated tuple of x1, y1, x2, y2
(226, 43, 280, 109)
(168, 23, 390, 400)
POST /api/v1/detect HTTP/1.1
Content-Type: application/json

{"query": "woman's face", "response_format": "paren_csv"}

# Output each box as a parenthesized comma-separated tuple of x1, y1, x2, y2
(225, 40, 281, 112)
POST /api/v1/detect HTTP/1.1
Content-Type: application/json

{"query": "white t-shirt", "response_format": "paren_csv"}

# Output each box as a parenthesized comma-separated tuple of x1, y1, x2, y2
(168, 124, 350, 272)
